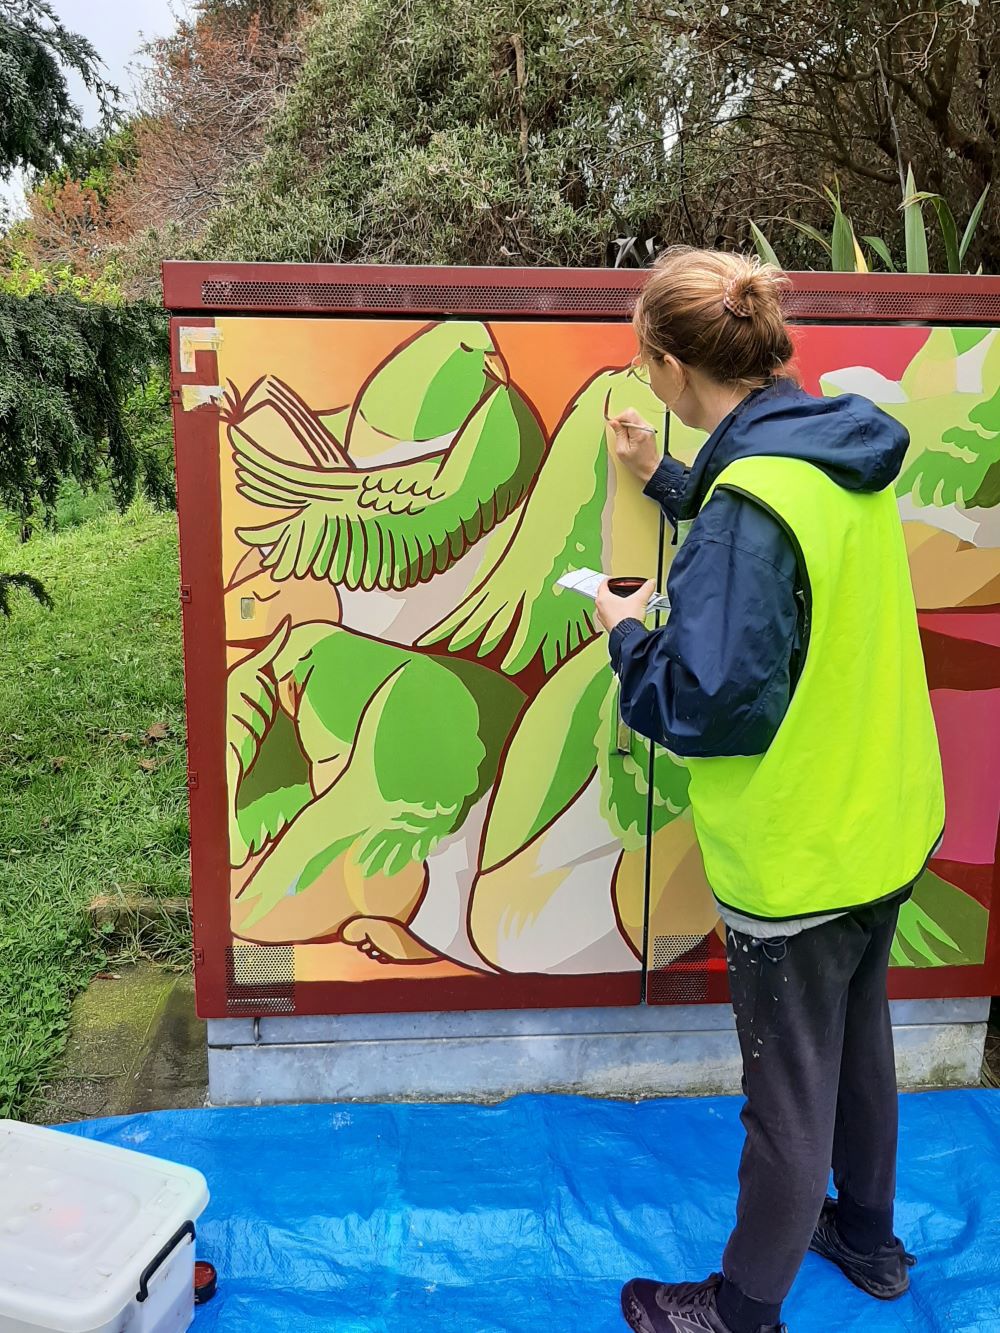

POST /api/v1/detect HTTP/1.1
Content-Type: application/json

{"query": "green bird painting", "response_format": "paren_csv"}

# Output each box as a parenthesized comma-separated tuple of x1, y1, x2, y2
(228, 617, 525, 966)
(215, 316, 994, 984)
(221, 338, 672, 971)
(227, 320, 548, 649)
(422, 365, 666, 677)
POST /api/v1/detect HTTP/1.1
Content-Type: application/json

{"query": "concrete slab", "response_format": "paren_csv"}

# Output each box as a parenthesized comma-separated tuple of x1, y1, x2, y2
(38, 963, 207, 1124)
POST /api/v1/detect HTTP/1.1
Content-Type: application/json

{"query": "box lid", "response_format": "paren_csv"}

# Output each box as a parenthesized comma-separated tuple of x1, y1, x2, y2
(0, 1121, 209, 1333)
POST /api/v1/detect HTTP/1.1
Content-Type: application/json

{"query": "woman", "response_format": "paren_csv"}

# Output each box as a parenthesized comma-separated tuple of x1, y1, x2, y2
(596, 248, 944, 1333)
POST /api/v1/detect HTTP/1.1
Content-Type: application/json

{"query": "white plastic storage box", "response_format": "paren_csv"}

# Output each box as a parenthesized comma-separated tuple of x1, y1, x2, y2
(0, 1120, 210, 1333)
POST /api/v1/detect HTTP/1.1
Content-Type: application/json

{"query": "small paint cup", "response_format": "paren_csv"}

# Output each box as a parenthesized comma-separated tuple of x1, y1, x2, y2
(194, 1260, 218, 1304)
(607, 577, 647, 598)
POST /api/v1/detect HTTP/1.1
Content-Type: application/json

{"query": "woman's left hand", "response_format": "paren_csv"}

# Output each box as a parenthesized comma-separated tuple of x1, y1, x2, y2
(595, 578, 656, 633)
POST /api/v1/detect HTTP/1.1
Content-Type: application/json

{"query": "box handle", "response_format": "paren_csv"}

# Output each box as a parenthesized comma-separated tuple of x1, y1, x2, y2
(136, 1221, 197, 1303)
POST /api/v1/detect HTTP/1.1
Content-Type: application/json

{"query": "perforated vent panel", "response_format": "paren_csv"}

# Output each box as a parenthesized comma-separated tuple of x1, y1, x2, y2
(783, 286, 1000, 323)
(200, 278, 638, 317)
(226, 944, 296, 1015)
(646, 935, 714, 1005)
(192, 275, 1000, 323)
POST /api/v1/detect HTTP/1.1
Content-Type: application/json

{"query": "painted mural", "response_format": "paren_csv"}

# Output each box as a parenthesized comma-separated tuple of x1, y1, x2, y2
(213, 318, 1000, 991)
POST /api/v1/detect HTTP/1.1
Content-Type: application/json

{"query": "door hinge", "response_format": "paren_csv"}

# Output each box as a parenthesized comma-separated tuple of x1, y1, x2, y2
(193, 948, 205, 967)
(180, 584, 192, 603)
(187, 769, 199, 789)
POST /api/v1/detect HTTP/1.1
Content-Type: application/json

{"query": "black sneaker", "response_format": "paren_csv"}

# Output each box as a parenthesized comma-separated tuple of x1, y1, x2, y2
(808, 1197, 916, 1300)
(620, 1273, 786, 1333)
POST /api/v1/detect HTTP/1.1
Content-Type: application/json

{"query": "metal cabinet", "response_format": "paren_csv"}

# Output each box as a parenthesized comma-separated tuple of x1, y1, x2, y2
(164, 265, 1000, 1019)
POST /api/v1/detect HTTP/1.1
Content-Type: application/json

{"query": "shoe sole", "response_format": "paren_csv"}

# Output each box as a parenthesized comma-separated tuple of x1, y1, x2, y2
(809, 1233, 910, 1301)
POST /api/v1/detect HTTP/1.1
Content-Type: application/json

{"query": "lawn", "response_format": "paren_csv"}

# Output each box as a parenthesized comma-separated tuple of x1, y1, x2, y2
(0, 498, 189, 1118)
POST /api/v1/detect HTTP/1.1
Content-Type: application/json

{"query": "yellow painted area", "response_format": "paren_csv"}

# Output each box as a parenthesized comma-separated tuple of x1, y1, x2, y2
(904, 523, 1000, 608)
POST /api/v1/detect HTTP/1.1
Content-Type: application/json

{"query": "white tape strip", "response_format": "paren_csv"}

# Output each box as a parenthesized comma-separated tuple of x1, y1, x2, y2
(180, 384, 225, 411)
(178, 325, 222, 373)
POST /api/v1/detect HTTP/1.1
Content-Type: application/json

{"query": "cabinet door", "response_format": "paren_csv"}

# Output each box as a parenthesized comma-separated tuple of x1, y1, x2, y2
(643, 323, 1000, 1005)
(181, 315, 667, 1016)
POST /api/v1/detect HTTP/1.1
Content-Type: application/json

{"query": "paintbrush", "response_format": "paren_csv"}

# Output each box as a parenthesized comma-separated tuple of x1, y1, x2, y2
(605, 417, 658, 435)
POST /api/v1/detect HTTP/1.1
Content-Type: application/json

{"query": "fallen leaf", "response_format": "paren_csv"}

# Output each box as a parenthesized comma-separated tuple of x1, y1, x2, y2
(145, 722, 169, 742)
(139, 758, 160, 772)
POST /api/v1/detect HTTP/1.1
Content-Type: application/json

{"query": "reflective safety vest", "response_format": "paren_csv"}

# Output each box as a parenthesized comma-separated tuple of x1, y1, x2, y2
(683, 455, 945, 921)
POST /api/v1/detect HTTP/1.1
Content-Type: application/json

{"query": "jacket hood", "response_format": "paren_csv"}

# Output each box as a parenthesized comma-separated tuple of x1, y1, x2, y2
(681, 377, 909, 517)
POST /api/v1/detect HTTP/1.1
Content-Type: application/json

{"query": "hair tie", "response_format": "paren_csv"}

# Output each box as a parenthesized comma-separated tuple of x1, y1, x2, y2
(723, 278, 753, 320)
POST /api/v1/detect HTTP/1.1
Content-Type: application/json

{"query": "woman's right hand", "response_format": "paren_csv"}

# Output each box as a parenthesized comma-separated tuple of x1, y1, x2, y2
(606, 408, 661, 484)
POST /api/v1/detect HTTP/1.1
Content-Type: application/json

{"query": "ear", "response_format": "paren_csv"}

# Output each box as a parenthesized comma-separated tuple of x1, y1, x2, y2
(660, 353, 686, 387)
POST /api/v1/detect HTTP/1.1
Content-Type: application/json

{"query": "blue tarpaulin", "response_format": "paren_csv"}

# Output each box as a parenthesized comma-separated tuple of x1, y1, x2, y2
(62, 1091, 1000, 1331)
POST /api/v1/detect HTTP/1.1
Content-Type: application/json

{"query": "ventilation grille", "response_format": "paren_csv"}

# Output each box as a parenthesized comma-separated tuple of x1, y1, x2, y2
(646, 934, 713, 1005)
(783, 286, 1000, 323)
(201, 279, 637, 317)
(196, 275, 1000, 323)
(226, 944, 296, 1015)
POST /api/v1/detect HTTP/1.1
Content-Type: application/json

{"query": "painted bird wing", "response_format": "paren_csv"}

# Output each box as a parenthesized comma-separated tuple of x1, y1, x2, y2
(233, 384, 545, 591)
(422, 368, 664, 675)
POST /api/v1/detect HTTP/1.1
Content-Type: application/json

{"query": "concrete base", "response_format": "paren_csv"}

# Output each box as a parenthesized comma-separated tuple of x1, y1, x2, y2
(206, 998, 988, 1106)
(39, 965, 208, 1124)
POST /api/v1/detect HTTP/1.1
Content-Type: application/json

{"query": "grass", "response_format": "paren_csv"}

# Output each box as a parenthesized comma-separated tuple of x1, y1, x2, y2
(0, 498, 189, 1118)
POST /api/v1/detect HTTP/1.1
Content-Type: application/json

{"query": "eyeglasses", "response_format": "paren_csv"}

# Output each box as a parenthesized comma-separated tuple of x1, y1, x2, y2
(628, 354, 651, 385)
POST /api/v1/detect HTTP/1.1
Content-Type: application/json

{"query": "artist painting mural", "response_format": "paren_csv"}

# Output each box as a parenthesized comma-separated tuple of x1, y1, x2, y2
(209, 316, 999, 999)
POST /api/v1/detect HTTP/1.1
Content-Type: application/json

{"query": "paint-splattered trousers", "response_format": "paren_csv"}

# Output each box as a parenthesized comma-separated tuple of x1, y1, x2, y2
(721, 893, 905, 1304)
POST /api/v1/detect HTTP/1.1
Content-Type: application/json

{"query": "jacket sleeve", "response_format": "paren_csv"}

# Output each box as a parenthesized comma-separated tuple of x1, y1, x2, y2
(607, 490, 801, 758)
(642, 455, 690, 527)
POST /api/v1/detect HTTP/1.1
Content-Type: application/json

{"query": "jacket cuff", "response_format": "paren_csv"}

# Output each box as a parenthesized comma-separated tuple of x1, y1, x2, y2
(608, 618, 646, 671)
(643, 456, 689, 524)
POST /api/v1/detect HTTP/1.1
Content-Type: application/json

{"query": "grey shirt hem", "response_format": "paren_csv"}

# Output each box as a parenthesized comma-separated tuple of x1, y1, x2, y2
(716, 901, 847, 940)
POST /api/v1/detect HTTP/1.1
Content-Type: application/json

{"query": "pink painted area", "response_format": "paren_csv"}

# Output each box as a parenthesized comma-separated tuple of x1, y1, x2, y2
(933, 687, 1000, 864)
(793, 326, 931, 395)
(919, 610, 1000, 649)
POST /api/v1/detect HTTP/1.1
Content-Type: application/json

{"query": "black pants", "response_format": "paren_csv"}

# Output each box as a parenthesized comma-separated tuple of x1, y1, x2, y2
(722, 896, 903, 1305)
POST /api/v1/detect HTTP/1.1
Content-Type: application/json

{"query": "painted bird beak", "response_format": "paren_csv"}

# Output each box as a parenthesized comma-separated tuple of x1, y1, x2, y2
(484, 351, 510, 386)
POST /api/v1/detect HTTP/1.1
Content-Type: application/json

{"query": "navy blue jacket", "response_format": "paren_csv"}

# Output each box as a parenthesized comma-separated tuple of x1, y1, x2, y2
(608, 378, 910, 757)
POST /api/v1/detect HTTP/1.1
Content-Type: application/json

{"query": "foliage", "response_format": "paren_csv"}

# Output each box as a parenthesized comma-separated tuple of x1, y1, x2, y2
(0, 502, 187, 1118)
(204, 0, 729, 265)
(650, 0, 1000, 270)
(117, 8, 304, 239)
(752, 171, 992, 274)
(11, 129, 139, 276)
(3, 2, 311, 296)
(0, 284, 170, 534)
(0, 570, 50, 614)
(0, 0, 117, 178)
(202, 0, 1000, 268)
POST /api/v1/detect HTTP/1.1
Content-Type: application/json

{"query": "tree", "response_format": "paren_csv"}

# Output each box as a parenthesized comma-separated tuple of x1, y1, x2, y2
(203, 0, 998, 270)
(0, 272, 170, 518)
(113, 8, 304, 241)
(0, 0, 117, 178)
(204, 0, 732, 265)
(646, 0, 1000, 269)
(0, 6, 167, 613)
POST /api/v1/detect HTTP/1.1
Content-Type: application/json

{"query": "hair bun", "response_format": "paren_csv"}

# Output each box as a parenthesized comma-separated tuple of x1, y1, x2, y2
(632, 246, 794, 389)
(723, 275, 755, 320)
